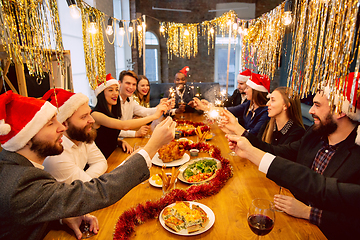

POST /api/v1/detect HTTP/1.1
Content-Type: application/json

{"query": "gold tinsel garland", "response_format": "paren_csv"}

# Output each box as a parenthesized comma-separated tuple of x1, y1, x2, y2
(0, 0, 64, 81)
(160, 11, 237, 59)
(78, 0, 106, 90)
(242, 3, 286, 81)
(286, 0, 360, 113)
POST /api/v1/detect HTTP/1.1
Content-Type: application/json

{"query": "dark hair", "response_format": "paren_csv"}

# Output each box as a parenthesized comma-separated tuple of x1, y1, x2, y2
(93, 91, 122, 119)
(251, 89, 268, 107)
(134, 75, 150, 104)
(119, 70, 138, 83)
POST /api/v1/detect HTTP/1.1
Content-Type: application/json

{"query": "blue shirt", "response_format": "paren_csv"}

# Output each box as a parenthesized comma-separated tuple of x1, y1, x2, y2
(228, 101, 269, 135)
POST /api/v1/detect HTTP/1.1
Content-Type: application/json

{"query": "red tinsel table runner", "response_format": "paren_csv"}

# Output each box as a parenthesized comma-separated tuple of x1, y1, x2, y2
(113, 141, 233, 240)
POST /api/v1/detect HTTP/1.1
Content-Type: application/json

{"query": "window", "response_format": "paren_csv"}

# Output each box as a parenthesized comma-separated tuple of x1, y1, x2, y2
(214, 35, 242, 95)
(145, 31, 160, 82)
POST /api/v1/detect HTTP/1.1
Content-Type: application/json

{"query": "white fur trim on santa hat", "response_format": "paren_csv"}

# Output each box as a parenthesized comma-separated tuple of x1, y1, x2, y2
(57, 93, 89, 123)
(0, 119, 11, 135)
(356, 126, 360, 145)
(323, 85, 360, 122)
(2, 102, 57, 152)
(94, 79, 119, 97)
(237, 75, 250, 82)
(246, 79, 268, 93)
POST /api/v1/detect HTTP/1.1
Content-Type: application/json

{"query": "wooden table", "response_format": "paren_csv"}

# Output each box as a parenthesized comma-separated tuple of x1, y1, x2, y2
(44, 113, 326, 240)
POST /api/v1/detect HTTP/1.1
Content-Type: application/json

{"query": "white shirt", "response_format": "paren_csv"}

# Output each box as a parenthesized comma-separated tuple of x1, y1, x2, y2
(43, 135, 108, 184)
(258, 152, 276, 174)
(119, 96, 157, 137)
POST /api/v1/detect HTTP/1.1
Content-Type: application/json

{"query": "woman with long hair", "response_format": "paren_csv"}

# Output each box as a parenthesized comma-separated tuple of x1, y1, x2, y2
(133, 75, 150, 108)
(91, 75, 167, 158)
(194, 73, 270, 135)
(260, 87, 305, 145)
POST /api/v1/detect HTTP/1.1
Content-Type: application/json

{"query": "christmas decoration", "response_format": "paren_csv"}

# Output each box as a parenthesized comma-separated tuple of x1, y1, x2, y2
(113, 142, 233, 240)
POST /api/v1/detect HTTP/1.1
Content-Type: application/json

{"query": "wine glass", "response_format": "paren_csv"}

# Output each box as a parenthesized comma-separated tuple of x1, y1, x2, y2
(80, 221, 95, 239)
(247, 198, 275, 239)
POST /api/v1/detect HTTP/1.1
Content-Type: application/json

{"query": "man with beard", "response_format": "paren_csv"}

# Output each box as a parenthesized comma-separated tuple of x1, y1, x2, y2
(0, 90, 176, 240)
(220, 74, 360, 240)
(223, 69, 250, 107)
(42, 89, 107, 184)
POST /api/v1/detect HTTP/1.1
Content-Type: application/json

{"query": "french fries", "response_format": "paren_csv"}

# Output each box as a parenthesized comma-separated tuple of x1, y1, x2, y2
(161, 166, 180, 192)
(195, 127, 211, 142)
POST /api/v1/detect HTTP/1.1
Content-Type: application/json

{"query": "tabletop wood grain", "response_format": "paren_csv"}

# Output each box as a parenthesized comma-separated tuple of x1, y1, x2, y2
(44, 113, 326, 240)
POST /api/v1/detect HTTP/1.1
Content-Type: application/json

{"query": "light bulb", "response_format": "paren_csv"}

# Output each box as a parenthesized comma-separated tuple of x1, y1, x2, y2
(242, 28, 248, 36)
(227, 20, 232, 26)
(69, 5, 80, 19)
(160, 26, 165, 33)
(106, 25, 113, 35)
(238, 27, 243, 35)
(137, 25, 142, 31)
(129, 26, 133, 33)
(119, 28, 125, 35)
(184, 29, 189, 36)
(283, 11, 292, 25)
(89, 22, 97, 34)
(233, 22, 238, 30)
(210, 27, 214, 34)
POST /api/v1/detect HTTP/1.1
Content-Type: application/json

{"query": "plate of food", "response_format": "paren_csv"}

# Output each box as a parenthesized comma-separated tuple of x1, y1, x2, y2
(149, 173, 177, 188)
(176, 124, 195, 132)
(177, 157, 221, 184)
(159, 201, 215, 236)
(205, 133, 215, 141)
(152, 153, 190, 167)
(152, 140, 190, 167)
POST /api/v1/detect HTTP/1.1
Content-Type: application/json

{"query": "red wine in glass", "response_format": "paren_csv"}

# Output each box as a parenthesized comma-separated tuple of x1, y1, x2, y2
(248, 214, 274, 236)
(247, 198, 275, 239)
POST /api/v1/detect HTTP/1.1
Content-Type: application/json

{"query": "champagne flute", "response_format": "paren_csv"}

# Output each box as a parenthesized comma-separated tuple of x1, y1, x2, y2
(178, 97, 185, 119)
(247, 198, 275, 239)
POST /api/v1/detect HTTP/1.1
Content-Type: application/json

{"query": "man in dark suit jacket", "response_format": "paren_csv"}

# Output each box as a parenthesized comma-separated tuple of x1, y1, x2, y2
(0, 91, 175, 240)
(223, 69, 250, 107)
(166, 67, 199, 114)
(223, 88, 360, 240)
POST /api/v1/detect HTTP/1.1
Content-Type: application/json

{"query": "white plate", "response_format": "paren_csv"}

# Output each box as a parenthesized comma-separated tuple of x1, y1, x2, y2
(149, 173, 177, 188)
(159, 201, 215, 236)
(152, 153, 190, 167)
(177, 157, 222, 184)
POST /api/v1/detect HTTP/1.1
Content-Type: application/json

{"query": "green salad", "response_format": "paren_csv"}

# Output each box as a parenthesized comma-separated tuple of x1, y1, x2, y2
(183, 158, 218, 181)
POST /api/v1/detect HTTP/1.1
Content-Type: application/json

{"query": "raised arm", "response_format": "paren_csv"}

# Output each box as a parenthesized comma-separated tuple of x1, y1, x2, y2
(91, 105, 166, 131)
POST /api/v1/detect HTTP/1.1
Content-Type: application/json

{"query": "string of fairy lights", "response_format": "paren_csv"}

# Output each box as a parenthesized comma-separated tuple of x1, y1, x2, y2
(1, 0, 360, 114)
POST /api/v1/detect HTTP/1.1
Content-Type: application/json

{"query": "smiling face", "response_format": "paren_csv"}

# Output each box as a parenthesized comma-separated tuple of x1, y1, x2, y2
(104, 85, 119, 106)
(65, 103, 96, 143)
(137, 79, 150, 97)
(244, 86, 253, 101)
(30, 115, 66, 158)
(174, 73, 187, 89)
(267, 90, 288, 118)
(120, 75, 137, 99)
(309, 92, 338, 136)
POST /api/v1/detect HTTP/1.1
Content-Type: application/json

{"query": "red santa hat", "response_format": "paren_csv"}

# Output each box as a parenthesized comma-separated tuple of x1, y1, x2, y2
(94, 73, 119, 97)
(246, 73, 270, 93)
(179, 66, 190, 77)
(0, 91, 57, 152)
(42, 88, 89, 123)
(237, 69, 252, 82)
